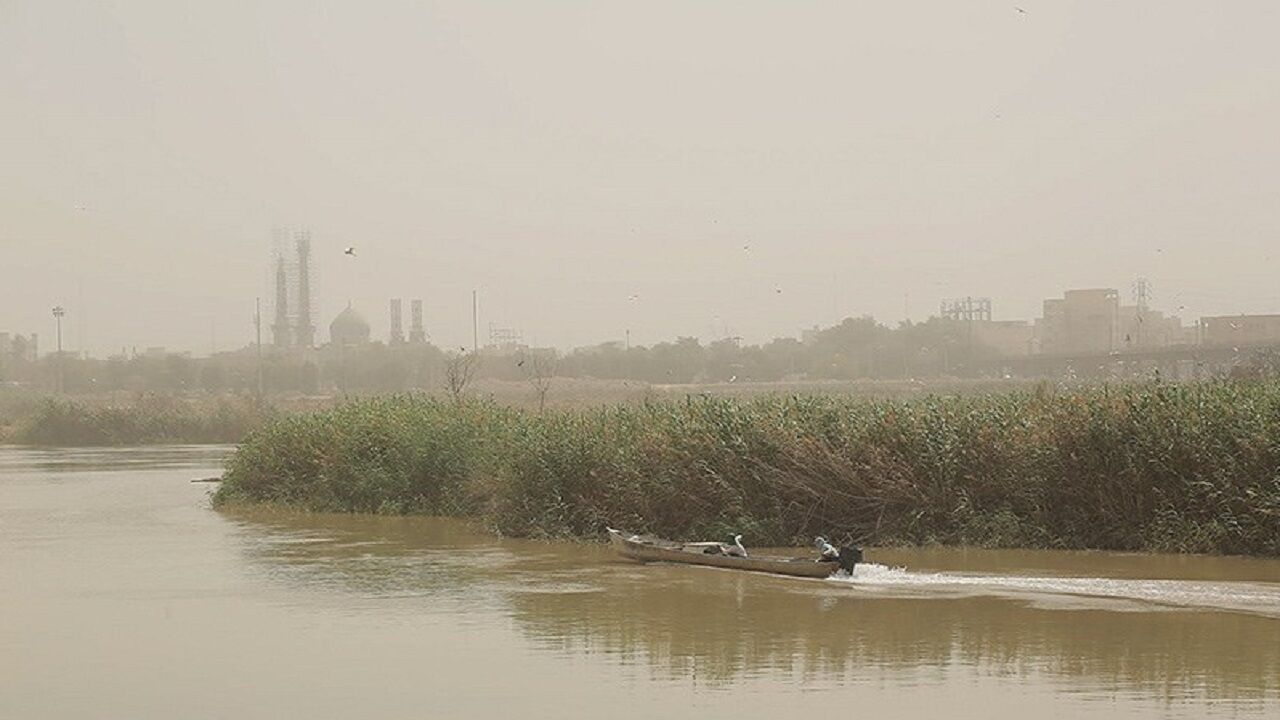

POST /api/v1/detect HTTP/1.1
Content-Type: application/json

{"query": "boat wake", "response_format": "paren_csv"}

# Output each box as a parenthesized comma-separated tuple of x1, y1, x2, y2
(829, 563, 1280, 618)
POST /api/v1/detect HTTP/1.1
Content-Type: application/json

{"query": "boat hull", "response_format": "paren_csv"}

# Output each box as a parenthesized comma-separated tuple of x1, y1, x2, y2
(607, 528, 838, 579)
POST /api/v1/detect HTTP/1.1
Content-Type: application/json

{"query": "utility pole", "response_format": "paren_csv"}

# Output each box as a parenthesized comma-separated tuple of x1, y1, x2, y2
(51, 305, 65, 393)
(255, 298, 264, 402)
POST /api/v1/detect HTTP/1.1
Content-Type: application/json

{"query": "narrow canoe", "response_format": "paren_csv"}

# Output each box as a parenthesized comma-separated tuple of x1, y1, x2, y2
(607, 528, 841, 579)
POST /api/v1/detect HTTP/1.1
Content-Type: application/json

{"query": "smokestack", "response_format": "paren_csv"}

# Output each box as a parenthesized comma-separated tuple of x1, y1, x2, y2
(390, 298, 404, 344)
(410, 299, 425, 343)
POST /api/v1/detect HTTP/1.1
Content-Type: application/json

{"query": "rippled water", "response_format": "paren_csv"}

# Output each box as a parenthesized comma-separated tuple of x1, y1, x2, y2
(2, 445, 1278, 719)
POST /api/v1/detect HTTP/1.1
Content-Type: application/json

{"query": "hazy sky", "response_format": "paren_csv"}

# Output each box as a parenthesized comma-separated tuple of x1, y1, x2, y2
(4, 1, 1279, 356)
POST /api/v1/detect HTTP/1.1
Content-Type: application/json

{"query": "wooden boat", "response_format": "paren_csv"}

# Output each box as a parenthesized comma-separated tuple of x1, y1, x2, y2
(607, 528, 857, 579)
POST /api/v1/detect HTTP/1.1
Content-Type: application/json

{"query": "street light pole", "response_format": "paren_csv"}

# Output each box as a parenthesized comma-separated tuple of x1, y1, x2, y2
(52, 305, 66, 393)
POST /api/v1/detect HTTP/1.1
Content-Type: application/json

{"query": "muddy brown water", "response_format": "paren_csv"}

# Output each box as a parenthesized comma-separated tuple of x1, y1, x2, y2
(2, 446, 1278, 719)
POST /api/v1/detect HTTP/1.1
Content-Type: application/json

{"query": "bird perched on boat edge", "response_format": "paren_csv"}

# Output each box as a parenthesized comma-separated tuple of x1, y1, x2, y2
(725, 534, 747, 557)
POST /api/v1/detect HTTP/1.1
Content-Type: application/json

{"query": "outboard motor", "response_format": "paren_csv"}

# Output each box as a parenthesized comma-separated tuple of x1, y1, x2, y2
(837, 546, 863, 575)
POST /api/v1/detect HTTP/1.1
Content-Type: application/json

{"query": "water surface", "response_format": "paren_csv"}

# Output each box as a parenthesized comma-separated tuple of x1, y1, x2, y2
(2, 446, 1278, 719)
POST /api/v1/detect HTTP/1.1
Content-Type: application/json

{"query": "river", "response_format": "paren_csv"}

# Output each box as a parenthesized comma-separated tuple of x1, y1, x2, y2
(2, 445, 1279, 719)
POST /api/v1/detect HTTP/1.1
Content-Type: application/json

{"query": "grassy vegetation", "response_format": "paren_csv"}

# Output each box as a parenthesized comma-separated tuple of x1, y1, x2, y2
(0, 376, 1036, 444)
(213, 380, 1280, 555)
(8, 395, 274, 446)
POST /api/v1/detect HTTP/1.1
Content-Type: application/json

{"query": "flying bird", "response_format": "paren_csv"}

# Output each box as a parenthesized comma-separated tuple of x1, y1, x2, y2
(774, 286, 783, 294)
(1014, 6, 1027, 14)
(343, 247, 356, 256)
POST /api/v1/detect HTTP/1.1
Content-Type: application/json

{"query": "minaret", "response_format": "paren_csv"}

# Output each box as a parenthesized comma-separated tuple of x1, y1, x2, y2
(272, 255, 290, 347)
(293, 230, 315, 348)
(390, 298, 404, 344)
(409, 299, 425, 343)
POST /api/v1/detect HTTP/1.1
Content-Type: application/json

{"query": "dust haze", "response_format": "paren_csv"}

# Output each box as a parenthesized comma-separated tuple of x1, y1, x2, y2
(3, 1, 1278, 355)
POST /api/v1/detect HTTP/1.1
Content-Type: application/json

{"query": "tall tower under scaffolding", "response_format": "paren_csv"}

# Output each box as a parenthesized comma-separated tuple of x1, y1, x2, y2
(409, 299, 426, 343)
(940, 296, 991, 358)
(269, 227, 317, 349)
(294, 231, 315, 348)
(272, 250, 290, 347)
(939, 296, 992, 322)
(389, 298, 405, 344)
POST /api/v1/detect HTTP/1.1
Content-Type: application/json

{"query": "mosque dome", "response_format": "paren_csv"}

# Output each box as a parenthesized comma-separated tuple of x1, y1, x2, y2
(329, 304, 371, 346)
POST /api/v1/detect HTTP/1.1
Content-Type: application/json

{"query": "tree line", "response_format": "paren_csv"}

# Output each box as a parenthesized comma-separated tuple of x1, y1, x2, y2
(0, 315, 1006, 395)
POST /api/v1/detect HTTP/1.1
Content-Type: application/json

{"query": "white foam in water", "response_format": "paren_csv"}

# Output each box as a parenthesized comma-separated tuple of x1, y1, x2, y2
(829, 563, 1280, 617)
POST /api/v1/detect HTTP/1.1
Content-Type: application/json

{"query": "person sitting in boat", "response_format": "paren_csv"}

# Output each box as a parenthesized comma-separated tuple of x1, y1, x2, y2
(814, 536, 840, 562)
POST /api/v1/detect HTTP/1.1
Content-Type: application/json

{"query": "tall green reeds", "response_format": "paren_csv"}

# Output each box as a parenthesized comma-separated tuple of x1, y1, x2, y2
(12, 395, 273, 446)
(214, 381, 1280, 556)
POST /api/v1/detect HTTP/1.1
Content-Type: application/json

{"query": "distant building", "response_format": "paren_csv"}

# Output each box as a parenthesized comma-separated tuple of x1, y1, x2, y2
(1037, 289, 1119, 355)
(972, 320, 1034, 356)
(1199, 314, 1280, 348)
(485, 325, 524, 355)
(1117, 306, 1189, 350)
(330, 305, 371, 346)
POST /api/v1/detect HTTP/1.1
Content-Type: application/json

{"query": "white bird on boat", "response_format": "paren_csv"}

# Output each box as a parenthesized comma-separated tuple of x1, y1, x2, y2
(815, 536, 840, 560)
(725, 534, 747, 557)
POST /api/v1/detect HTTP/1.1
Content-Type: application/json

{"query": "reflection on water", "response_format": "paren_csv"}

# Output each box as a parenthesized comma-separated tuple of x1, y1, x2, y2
(4, 446, 1279, 720)
(514, 570, 1280, 697)
(226, 507, 1280, 700)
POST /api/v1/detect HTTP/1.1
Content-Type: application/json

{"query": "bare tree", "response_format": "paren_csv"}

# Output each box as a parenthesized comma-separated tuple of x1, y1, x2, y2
(520, 350, 557, 413)
(443, 350, 480, 405)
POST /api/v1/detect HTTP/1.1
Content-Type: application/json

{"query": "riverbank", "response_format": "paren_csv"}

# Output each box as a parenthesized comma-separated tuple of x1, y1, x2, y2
(214, 380, 1280, 556)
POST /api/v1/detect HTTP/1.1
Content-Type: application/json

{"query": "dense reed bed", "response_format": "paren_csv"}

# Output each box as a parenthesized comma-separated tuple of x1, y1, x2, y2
(11, 395, 273, 446)
(214, 381, 1280, 555)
